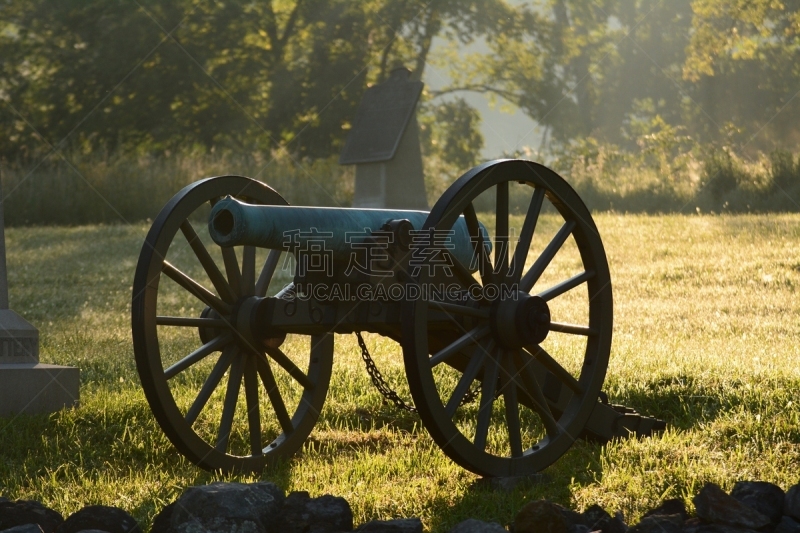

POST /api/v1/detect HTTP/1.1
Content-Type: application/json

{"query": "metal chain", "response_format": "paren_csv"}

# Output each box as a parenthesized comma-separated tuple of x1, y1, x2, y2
(355, 332, 481, 414)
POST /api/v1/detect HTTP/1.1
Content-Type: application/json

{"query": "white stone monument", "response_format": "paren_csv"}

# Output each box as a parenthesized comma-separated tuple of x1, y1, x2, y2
(0, 180, 79, 416)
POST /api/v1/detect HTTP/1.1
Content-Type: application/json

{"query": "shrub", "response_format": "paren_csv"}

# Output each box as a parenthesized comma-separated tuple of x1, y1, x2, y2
(769, 149, 798, 191)
(701, 149, 743, 201)
(1, 150, 354, 226)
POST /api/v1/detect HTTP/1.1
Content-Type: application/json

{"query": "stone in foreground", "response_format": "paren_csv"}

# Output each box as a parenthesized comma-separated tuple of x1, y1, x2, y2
(692, 483, 772, 530)
(627, 514, 683, 533)
(448, 518, 507, 532)
(730, 480, 785, 525)
(278, 491, 353, 533)
(0, 525, 45, 533)
(355, 518, 423, 533)
(0, 500, 63, 533)
(54, 505, 140, 533)
(513, 500, 568, 533)
(170, 482, 284, 533)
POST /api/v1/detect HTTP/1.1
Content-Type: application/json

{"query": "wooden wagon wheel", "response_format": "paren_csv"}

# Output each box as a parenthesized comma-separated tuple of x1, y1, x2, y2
(132, 176, 333, 473)
(402, 159, 612, 477)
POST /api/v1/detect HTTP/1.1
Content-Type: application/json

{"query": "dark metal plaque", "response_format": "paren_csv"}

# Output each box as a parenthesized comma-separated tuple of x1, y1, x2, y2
(339, 68, 424, 165)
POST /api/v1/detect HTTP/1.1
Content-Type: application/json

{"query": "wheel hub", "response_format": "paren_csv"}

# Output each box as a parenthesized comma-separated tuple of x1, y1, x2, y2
(198, 306, 224, 345)
(490, 291, 550, 349)
(232, 296, 286, 351)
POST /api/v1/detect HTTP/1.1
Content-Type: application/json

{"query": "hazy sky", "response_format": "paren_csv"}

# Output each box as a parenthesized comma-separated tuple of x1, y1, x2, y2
(424, 36, 542, 161)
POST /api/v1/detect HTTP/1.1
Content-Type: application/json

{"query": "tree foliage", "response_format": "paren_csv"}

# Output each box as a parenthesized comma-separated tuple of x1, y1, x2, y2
(0, 0, 507, 161)
(1, 0, 799, 165)
(440, 0, 800, 153)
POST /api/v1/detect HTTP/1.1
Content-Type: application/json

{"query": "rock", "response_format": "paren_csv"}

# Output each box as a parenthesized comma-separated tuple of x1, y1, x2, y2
(0, 500, 64, 533)
(692, 483, 771, 530)
(558, 507, 586, 531)
(55, 506, 140, 533)
(0, 499, 9, 505)
(567, 526, 590, 533)
(514, 500, 568, 533)
(447, 518, 507, 532)
(786, 485, 800, 521)
(683, 521, 760, 533)
(170, 482, 285, 533)
(775, 516, 800, 533)
(149, 502, 175, 533)
(626, 514, 682, 533)
(730, 481, 785, 525)
(580, 504, 626, 533)
(0, 525, 46, 533)
(278, 491, 353, 533)
(355, 518, 422, 533)
(641, 499, 688, 522)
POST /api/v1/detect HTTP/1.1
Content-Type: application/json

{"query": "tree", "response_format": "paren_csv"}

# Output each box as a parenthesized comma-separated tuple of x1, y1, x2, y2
(0, 0, 521, 162)
(684, 0, 800, 150)
(436, 0, 695, 149)
(0, 1, 373, 159)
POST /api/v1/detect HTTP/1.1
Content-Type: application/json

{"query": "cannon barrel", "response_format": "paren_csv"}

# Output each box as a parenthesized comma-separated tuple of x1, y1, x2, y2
(208, 197, 489, 271)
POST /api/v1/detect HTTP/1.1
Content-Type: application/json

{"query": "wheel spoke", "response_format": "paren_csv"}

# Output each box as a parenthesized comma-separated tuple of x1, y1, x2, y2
(180, 220, 236, 303)
(500, 352, 523, 457)
(255, 355, 294, 435)
(243, 355, 262, 456)
(162, 261, 230, 314)
(444, 346, 487, 417)
(438, 248, 481, 289)
(517, 351, 561, 437)
(523, 345, 583, 394)
(548, 322, 597, 337)
(255, 250, 281, 296)
(430, 325, 491, 367)
(264, 345, 314, 389)
(520, 220, 576, 293)
(221, 247, 243, 296)
(241, 246, 257, 295)
(464, 203, 494, 283)
(216, 353, 245, 452)
(185, 346, 236, 426)
(474, 353, 500, 452)
(156, 316, 228, 328)
(538, 270, 595, 302)
(164, 334, 231, 380)
(510, 187, 545, 283)
(495, 181, 509, 276)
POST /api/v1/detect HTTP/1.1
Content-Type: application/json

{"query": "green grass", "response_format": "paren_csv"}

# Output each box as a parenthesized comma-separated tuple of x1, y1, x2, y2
(2, 214, 800, 531)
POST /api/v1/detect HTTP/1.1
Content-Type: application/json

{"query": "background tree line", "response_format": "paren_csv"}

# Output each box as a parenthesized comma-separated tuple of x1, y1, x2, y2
(1, 0, 799, 221)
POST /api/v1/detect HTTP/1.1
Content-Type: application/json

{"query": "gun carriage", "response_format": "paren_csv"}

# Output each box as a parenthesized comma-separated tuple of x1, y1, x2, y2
(132, 159, 662, 477)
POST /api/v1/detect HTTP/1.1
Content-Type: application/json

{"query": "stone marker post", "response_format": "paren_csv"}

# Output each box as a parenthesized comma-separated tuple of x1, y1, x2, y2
(0, 178, 79, 416)
(339, 67, 428, 210)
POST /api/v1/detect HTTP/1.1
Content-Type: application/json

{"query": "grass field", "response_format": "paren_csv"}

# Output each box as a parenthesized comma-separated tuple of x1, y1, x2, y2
(1, 213, 799, 532)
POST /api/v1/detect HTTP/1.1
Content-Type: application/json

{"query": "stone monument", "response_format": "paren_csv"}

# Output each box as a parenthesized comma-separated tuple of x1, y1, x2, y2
(339, 67, 428, 210)
(0, 180, 79, 416)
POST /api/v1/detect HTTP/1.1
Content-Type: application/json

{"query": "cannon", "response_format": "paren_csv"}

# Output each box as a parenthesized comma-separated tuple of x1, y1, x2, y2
(132, 159, 663, 477)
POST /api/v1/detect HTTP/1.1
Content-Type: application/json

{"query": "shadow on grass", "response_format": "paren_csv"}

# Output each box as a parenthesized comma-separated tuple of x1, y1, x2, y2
(419, 440, 603, 532)
(8, 225, 144, 326)
(604, 373, 794, 430)
(0, 391, 182, 474)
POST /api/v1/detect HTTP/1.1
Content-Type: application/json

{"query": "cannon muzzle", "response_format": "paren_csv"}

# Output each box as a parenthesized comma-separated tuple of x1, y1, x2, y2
(208, 197, 489, 271)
